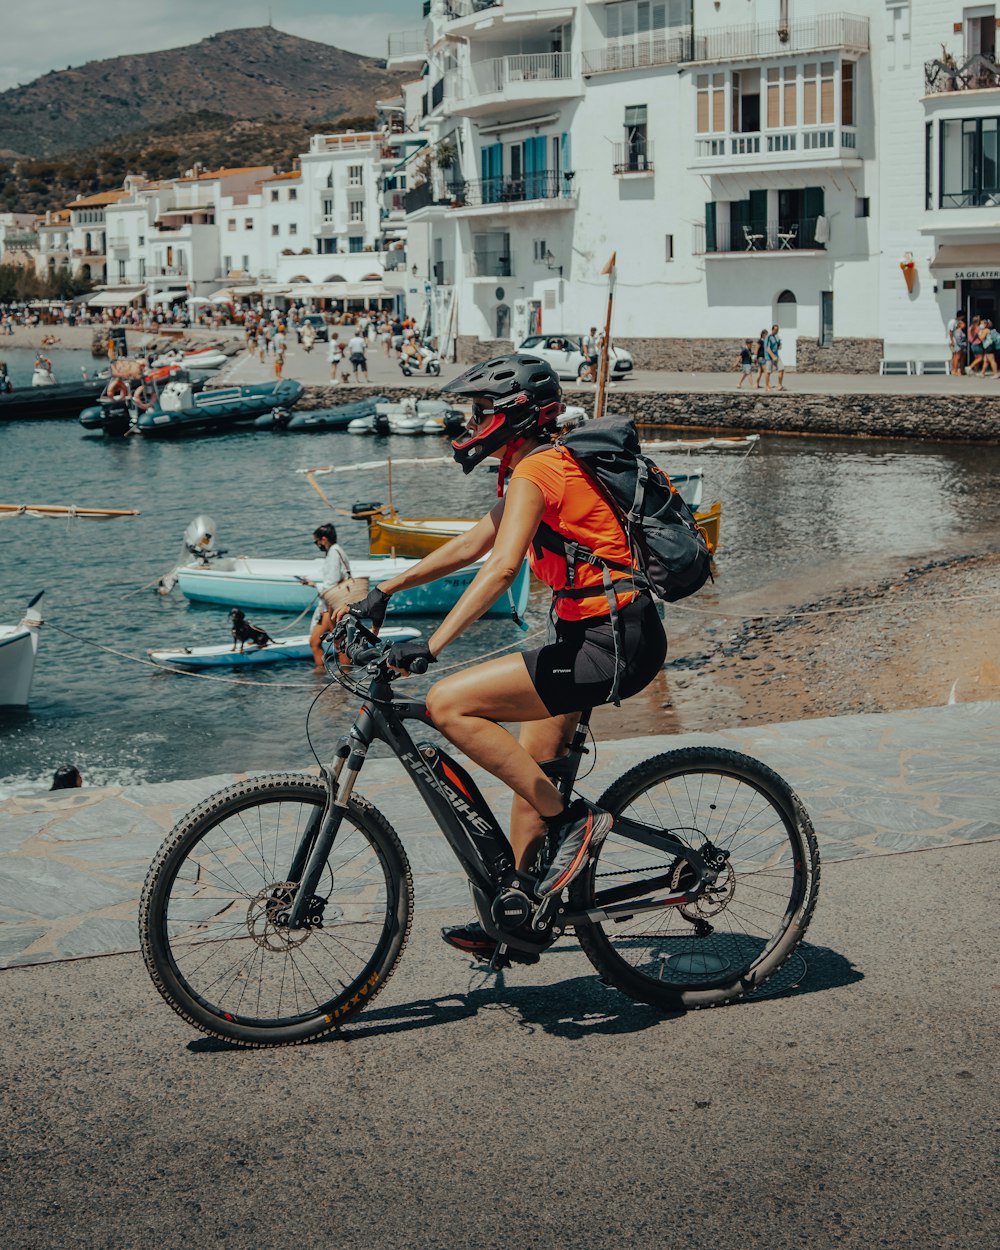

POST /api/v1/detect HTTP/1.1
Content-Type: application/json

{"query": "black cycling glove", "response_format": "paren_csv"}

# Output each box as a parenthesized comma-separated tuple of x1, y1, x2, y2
(349, 586, 390, 629)
(386, 638, 436, 674)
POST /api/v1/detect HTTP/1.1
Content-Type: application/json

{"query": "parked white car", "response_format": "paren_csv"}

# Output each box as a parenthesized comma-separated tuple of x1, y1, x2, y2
(517, 334, 634, 381)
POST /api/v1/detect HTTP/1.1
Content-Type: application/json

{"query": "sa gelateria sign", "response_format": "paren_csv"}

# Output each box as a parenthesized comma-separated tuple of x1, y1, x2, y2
(953, 269, 1000, 280)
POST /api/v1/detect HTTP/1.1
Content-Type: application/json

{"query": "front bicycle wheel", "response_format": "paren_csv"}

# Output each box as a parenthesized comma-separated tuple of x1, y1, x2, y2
(571, 748, 820, 1011)
(139, 774, 412, 1047)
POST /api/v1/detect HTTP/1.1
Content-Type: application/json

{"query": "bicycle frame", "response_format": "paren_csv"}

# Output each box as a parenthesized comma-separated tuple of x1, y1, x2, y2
(285, 660, 718, 940)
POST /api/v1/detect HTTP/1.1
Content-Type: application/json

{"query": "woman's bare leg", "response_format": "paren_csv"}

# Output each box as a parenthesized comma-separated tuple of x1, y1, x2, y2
(425, 655, 573, 864)
(509, 714, 578, 869)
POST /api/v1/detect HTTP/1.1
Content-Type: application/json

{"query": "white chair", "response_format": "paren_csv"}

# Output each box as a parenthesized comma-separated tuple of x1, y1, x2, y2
(742, 224, 764, 251)
(777, 224, 798, 249)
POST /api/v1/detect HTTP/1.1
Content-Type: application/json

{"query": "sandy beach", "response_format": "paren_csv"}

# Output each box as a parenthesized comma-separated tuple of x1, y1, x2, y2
(589, 547, 1000, 741)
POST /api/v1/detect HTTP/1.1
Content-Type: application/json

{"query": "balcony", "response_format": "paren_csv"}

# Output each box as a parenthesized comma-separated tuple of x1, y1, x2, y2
(694, 125, 859, 170)
(445, 170, 575, 212)
(383, 251, 408, 271)
(386, 29, 426, 70)
(925, 53, 1000, 95)
(685, 14, 868, 64)
(693, 218, 827, 255)
(466, 250, 513, 278)
(583, 29, 693, 77)
(445, 52, 580, 117)
(613, 141, 654, 174)
(441, 0, 500, 18)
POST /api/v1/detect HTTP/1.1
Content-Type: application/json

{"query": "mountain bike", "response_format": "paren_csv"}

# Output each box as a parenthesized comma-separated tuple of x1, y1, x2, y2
(139, 620, 820, 1048)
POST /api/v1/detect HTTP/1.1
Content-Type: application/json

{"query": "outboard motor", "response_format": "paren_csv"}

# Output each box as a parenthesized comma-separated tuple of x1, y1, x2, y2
(271, 406, 292, 430)
(351, 501, 384, 535)
(157, 515, 227, 595)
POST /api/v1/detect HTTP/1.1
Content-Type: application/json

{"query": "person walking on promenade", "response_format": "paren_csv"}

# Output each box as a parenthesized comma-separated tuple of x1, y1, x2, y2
(328, 332, 343, 385)
(581, 327, 599, 383)
(951, 314, 967, 376)
(968, 316, 986, 375)
(347, 329, 368, 382)
(736, 339, 754, 388)
(764, 324, 785, 391)
(754, 330, 767, 388)
(983, 320, 1000, 377)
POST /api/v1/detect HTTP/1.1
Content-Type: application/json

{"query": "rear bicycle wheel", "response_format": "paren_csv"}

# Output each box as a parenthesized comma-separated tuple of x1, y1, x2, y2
(139, 774, 412, 1047)
(571, 748, 819, 1011)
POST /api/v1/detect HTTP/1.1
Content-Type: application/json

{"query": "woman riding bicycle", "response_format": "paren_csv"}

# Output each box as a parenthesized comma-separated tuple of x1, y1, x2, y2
(337, 353, 667, 961)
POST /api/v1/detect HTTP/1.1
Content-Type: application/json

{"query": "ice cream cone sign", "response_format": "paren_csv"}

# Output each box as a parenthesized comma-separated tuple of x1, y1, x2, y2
(900, 252, 917, 294)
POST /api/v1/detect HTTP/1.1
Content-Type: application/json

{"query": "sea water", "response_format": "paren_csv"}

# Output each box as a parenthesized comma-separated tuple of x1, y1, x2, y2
(2, 351, 999, 789)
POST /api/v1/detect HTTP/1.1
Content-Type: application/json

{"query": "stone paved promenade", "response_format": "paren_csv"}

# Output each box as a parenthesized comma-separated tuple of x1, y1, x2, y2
(2, 702, 998, 969)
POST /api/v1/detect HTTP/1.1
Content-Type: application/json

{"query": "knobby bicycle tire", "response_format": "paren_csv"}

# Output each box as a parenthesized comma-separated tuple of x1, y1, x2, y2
(139, 774, 412, 1047)
(570, 747, 820, 1011)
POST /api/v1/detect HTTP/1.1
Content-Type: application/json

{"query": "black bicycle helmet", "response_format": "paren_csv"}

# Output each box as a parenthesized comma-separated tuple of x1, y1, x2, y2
(442, 353, 563, 473)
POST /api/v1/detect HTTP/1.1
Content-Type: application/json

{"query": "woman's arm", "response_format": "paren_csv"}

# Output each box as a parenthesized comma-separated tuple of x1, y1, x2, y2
(426, 477, 545, 657)
(375, 502, 506, 596)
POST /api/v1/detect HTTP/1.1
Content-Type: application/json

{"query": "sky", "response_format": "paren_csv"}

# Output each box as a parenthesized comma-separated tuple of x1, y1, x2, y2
(0, 0, 422, 93)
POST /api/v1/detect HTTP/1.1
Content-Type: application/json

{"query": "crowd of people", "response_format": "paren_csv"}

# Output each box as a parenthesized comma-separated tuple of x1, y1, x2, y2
(946, 311, 1000, 376)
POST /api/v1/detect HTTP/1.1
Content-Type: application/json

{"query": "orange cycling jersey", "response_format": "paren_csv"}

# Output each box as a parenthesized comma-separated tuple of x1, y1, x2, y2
(510, 446, 639, 622)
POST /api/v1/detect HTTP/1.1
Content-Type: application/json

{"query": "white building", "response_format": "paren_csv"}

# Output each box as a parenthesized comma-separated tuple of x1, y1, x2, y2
(396, 0, 1000, 370)
(882, 0, 1000, 357)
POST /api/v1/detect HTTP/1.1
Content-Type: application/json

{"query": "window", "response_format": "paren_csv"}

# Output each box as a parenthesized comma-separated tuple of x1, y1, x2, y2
(348, 164, 363, 187)
(349, 237, 363, 253)
(665, 233, 674, 261)
(138, 258, 145, 279)
(624, 104, 648, 168)
(926, 121, 933, 210)
(855, 196, 870, 217)
(731, 69, 761, 133)
(842, 62, 855, 126)
(244, 218, 253, 230)
(696, 73, 725, 134)
(886, 1, 912, 71)
(767, 66, 796, 129)
(606, 1, 673, 40)
(223, 255, 232, 272)
(533, 239, 547, 261)
(820, 61, 835, 124)
(289, 223, 297, 236)
(271, 189, 279, 202)
(289, 188, 297, 201)
(117, 259, 126, 282)
(242, 255, 249, 270)
(940, 116, 1000, 207)
(322, 197, 334, 222)
(964, 5, 997, 59)
(271, 224, 280, 236)
(349, 200, 364, 223)
(138, 235, 144, 247)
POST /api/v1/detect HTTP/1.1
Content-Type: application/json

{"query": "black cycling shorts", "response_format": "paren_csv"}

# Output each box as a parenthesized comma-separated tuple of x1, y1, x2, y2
(522, 593, 666, 715)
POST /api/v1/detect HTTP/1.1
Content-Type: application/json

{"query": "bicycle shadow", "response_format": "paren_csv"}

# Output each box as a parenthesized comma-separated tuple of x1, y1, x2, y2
(186, 939, 862, 1052)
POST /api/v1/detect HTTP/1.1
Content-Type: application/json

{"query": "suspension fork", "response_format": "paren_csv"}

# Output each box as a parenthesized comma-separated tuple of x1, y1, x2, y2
(286, 710, 374, 929)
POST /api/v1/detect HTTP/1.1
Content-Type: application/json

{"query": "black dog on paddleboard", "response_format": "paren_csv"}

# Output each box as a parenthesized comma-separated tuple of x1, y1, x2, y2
(229, 608, 273, 652)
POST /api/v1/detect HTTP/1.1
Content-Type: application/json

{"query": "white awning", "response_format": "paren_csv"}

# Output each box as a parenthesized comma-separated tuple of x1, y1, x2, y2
(87, 286, 146, 307)
(930, 244, 1000, 278)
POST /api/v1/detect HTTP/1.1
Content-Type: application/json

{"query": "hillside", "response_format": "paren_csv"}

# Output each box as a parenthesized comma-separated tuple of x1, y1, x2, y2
(0, 26, 401, 160)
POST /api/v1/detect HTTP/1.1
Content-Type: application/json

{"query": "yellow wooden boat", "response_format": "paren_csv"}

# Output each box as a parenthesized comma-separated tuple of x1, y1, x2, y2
(356, 500, 722, 559)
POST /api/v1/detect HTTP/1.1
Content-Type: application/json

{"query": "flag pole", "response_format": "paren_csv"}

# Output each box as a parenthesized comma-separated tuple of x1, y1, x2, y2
(593, 251, 616, 419)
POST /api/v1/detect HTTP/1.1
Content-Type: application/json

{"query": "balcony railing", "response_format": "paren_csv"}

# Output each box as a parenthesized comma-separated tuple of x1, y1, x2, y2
(925, 53, 1000, 95)
(466, 251, 513, 277)
(446, 170, 572, 208)
(613, 141, 654, 174)
(686, 13, 869, 63)
(468, 51, 575, 97)
(695, 126, 857, 161)
(694, 218, 826, 254)
(384, 251, 408, 271)
(441, 1, 501, 19)
(583, 30, 693, 76)
(404, 182, 442, 213)
(387, 30, 426, 59)
(939, 187, 1000, 209)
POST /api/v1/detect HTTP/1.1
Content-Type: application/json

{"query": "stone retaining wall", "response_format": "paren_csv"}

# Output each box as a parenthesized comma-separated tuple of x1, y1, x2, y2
(454, 334, 887, 373)
(298, 383, 1000, 442)
(456, 336, 514, 363)
(796, 338, 884, 374)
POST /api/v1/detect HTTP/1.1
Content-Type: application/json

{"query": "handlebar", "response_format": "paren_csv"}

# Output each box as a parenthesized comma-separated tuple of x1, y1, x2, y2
(329, 617, 429, 678)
